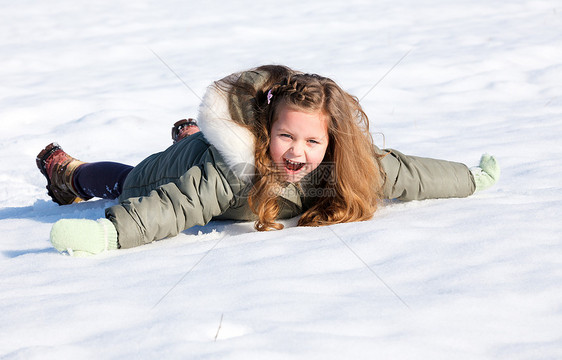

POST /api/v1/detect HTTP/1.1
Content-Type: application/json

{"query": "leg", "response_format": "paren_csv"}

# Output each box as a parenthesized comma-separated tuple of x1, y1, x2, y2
(73, 162, 133, 200)
(37, 142, 133, 204)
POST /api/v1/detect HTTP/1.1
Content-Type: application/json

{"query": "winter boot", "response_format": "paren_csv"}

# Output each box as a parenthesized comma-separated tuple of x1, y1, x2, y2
(172, 118, 200, 143)
(36, 143, 90, 205)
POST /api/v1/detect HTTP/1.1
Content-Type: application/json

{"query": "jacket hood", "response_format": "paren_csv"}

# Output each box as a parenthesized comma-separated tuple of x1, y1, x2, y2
(196, 84, 256, 181)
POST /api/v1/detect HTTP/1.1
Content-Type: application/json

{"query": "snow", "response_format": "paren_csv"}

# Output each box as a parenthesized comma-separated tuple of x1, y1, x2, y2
(1, 0, 561, 358)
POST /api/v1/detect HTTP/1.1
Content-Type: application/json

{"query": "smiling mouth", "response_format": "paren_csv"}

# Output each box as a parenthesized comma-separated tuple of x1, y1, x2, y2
(284, 159, 305, 172)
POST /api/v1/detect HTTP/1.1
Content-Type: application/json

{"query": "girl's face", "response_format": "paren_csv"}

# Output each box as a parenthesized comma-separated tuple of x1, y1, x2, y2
(269, 103, 329, 183)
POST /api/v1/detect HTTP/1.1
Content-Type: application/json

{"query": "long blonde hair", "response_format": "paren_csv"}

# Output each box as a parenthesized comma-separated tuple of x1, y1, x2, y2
(242, 65, 385, 230)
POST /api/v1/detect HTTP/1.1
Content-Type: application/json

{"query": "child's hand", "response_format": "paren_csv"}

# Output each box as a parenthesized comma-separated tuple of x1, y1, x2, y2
(470, 154, 500, 192)
(50, 218, 119, 256)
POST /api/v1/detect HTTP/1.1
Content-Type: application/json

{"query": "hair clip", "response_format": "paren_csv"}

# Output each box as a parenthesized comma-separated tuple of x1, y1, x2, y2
(267, 89, 273, 105)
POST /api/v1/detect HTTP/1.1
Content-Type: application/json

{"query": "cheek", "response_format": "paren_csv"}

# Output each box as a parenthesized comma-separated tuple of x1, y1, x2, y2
(309, 145, 329, 164)
(268, 139, 284, 163)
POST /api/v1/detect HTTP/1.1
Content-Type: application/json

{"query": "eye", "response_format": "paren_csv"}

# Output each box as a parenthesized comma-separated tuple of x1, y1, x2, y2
(280, 133, 292, 139)
(308, 139, 320, 145)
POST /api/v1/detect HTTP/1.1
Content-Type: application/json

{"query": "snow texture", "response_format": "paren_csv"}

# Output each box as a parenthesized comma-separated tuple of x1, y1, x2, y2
(1, 0, 561, 359)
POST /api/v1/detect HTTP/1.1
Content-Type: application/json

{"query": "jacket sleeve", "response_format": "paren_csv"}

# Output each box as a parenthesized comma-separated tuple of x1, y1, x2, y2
(105, 162, 235, 249)
(378, 148, 476, 201)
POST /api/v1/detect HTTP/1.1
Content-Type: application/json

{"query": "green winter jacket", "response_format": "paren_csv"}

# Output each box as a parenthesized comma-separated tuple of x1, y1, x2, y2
(106, 66, 475, 249)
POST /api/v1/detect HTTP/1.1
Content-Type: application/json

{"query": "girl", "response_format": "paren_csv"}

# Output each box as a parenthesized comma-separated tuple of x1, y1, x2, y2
(38, 65, 499, 256)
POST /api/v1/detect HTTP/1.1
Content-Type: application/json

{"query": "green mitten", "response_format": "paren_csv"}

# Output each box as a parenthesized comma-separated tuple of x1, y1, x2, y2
(470, 154, 500, 191)
(50, 218, 119, 256)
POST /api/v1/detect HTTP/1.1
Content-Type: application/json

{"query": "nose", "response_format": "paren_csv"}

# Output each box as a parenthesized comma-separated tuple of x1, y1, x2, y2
(289, 141, 305, 156)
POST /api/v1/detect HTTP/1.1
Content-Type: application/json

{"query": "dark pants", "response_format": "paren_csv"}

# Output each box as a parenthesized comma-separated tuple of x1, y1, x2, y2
(73, 162, 133, 200)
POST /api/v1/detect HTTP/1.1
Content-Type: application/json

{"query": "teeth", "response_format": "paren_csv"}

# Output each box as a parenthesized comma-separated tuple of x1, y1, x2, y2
(284, 159, 305, 172)
(285, 159, 303, 166)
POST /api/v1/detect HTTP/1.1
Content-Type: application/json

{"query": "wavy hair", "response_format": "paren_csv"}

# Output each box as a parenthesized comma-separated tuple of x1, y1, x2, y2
(240, 65, 385, 230)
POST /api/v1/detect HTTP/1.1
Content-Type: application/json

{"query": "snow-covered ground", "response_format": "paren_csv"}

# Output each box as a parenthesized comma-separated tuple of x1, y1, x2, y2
(1, 0, 561, 358)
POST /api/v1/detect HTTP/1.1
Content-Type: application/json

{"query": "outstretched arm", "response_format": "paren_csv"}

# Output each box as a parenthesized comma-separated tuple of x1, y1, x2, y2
(50, 161, 236, 256)
(379, 148, 477, 201)
(106, 162, 235, 249)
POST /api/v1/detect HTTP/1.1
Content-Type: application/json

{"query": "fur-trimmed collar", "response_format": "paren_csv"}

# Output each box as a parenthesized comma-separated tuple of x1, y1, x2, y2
(196, 84, 255, 181)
